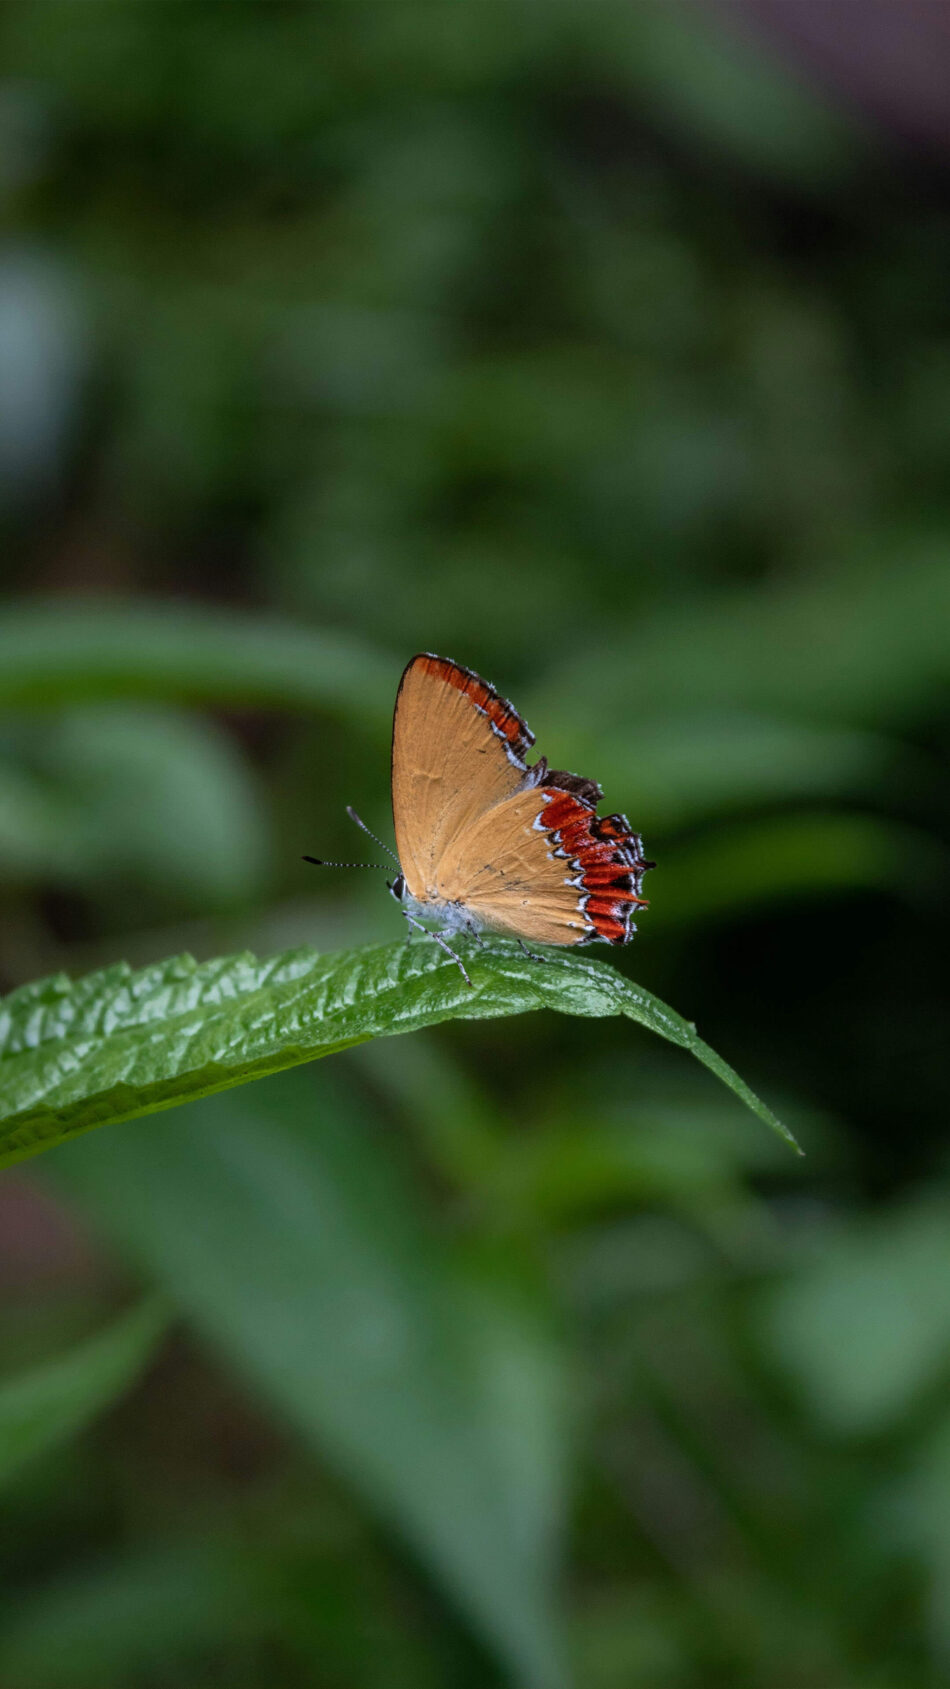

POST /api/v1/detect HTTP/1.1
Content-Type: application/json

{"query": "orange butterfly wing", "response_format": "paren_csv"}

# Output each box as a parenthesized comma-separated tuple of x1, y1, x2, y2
(392, 654, 535, 900)
(436, 788, 650, 946)
(391, 653, 651, 946)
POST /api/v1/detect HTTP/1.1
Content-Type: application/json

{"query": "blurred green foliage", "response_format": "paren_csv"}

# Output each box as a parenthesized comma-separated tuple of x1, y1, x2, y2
(0, 2, 948, 1685)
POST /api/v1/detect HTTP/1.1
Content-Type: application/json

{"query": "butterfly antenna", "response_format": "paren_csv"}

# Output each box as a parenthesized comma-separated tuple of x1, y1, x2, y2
(345, 806, 400, 866)
(302, 856, 392, 870)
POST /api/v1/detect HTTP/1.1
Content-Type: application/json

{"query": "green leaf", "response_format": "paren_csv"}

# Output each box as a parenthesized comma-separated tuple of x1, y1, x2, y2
(0, 1529, 442, 1688)
(0, 1299, 168, 1492)
(0, 600, 394, 724)
(9, 704, 269, 908)
(653, 811, 920, 929)
(538, 538, 950, 733)
(46, 1071, 569, 1689)
(0, 938, 799, 1168)
(550, 713, 893, 832)
(602, 0, 859, 187)
(0, 758, 74, 878)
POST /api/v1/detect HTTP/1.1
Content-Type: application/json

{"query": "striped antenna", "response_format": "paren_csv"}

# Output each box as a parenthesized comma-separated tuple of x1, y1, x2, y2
(303, 805, 401, 873)
(345, 806, 400, 865)
(303, 856, 390, 870)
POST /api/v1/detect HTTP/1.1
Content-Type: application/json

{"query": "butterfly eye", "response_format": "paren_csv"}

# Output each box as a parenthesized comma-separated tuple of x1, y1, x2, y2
(388, 874, 405, 902)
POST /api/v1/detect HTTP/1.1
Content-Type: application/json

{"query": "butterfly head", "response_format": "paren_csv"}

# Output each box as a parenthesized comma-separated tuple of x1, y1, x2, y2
(387, 873, 406, 903)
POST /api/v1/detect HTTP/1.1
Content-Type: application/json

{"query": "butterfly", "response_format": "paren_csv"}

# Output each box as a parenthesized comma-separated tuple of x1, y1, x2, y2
(307, 653, 653, 986)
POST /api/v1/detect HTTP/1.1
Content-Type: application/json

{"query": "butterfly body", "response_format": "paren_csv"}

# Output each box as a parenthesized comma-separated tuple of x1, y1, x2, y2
(389, 654, 653, 966)
(389, 875, 478, 939)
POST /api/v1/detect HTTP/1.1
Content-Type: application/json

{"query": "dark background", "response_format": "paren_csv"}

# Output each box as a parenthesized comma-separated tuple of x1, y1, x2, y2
(0, 4, 948, 1685)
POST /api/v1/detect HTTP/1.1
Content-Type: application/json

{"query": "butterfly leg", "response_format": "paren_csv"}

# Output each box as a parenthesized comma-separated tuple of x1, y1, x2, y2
(403, 910, 473, 988)
(517, 938, 549, 965)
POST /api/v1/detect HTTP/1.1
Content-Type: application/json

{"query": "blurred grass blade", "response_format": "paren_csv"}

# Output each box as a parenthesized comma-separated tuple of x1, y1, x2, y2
(46, 1071, 569, 1689)
(0, 939, 799, 1170)
(614, 0, 859, 185)
(653, 811, 923, 928)
(764, 1201, 950, 1433)
(0, 600, 395, 724)
(0, 1541, 269, 1689)
(539, 540, 950, 731)
(563, 713, 894, 832)
(2, 704, 269, 908)
(0, 758, 74, 878)
(0, 1299, 167, 1492)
